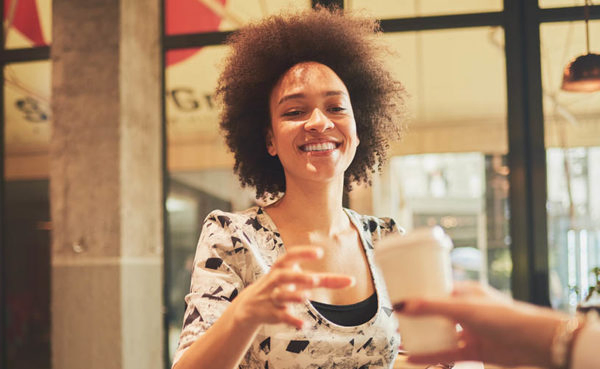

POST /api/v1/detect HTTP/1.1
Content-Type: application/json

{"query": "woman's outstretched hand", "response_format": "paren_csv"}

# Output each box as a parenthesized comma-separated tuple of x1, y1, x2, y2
(394, 281, 565, 368)
(231, 246, 355, 330)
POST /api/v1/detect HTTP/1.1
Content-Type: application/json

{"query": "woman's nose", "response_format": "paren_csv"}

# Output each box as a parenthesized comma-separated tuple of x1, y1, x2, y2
(304, 108, 334, 132)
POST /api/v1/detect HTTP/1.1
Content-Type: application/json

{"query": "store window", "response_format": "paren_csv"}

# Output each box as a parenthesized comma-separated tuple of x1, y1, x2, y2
(362, 28, 511, 292)
(539, 0, 588, 8)
(165, 0, 311, 35)
(3, 0, 51, 49)
(165, 44, 256, 362)
(3, 59, 52, 369)
(345, 0, 502, 18)
(541, 20, 600, 311)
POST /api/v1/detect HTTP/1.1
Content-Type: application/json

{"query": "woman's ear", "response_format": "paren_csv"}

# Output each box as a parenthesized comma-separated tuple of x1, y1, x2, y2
(266, 129, 277, 156)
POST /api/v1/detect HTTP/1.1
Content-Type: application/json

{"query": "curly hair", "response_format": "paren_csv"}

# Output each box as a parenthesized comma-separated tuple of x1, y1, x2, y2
(216, 6, 405, 199)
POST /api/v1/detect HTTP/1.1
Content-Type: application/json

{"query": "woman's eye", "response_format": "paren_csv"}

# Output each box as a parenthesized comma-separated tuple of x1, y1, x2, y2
(330, 106, 346, 113)
(282, 110, 303, 117)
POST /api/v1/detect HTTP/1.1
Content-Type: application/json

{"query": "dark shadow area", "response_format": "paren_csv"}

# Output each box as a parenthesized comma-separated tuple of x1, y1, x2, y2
(4, 179, 50, 369)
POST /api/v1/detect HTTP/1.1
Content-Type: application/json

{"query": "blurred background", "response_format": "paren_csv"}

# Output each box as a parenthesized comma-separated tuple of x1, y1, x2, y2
(1, 0, 600, 368)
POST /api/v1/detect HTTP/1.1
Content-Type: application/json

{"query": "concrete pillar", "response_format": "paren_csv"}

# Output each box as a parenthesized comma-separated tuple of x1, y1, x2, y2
(50, 1, 163, 369)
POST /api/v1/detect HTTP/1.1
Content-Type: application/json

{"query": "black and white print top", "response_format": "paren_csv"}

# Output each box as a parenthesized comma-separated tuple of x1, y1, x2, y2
(173, 206, 402, 369)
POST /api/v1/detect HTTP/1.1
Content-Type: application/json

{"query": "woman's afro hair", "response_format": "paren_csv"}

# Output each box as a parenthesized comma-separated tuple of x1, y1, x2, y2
(216, 6, 406, 199)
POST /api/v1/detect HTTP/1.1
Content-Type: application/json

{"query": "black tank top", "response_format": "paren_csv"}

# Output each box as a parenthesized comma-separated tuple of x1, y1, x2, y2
(310, 293, 378, 327)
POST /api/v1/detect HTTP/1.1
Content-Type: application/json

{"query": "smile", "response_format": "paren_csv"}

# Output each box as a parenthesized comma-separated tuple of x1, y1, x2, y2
(300, 142, 340, 152)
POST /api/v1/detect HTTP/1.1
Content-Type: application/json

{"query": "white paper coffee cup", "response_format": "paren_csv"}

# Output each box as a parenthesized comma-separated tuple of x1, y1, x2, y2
(375, 226, 458, 354)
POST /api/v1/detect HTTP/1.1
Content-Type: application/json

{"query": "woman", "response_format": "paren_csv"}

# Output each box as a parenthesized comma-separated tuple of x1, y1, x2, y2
(395, 281, 600, 369)
(173, 7, 405, 369)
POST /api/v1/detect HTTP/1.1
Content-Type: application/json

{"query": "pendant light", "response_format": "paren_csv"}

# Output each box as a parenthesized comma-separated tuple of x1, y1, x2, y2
(561, 0, 600, 92)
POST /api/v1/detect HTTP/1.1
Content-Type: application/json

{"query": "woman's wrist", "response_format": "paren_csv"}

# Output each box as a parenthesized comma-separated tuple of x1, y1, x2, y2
(230, 296, 263, 333)
(510, 303, 566, 368)
(550, 314, 586, 369)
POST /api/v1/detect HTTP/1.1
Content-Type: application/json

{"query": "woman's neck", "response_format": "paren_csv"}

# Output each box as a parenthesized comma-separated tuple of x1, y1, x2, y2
(266, 176, 349, 237)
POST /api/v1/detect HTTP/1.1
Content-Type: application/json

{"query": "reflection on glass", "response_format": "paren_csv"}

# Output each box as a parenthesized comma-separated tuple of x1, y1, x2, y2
(366, 28, 510, 292)
(382, 29, 507, 155)
(541, 21, 600, 312)
(166, 172, 256, 362)
(165, 0, 311, 34)
(166, 46, 231, 171)
(345, 0, 501, 19)
(3, 0, 52, 49)
(539, 0, 586, 8)
(3, 60, 51, 369)
(371, 154, 511, 292)
(165, 45, 258, 363)
(4, 61, 51, 159)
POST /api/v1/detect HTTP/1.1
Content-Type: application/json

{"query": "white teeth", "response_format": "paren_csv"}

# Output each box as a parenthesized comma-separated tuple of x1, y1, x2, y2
(302, 142, 337, 152)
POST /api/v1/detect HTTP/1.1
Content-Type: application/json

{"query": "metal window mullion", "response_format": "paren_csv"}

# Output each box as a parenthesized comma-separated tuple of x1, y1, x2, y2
(164, 31, 232, 50)
(160, 0, 171, 368)
(0, 46, 50, 63)
(0, 0, 6, 365)
(0, 57, 5, 369)
(504, 0, 550, 306)
(380, 12, 503, 32)
(539, 5, 600, 23)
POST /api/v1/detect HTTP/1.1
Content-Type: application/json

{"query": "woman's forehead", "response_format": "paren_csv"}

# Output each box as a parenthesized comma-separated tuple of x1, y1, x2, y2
(271, 62, 349, 100)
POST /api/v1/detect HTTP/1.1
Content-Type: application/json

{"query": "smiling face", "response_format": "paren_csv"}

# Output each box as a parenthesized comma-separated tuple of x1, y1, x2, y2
(267, 62, 360, 187)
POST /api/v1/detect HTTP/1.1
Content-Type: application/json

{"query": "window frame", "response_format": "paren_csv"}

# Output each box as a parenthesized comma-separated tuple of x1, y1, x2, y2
(0, 2, 51, 367)
(160, 0, 599, 314)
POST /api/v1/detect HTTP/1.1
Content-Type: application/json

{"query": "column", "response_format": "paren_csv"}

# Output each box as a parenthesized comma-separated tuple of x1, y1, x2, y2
(50, 1, 163, 368)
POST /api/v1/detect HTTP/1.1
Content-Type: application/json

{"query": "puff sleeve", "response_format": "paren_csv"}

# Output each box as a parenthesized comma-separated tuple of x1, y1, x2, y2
(172, 212, 247, 366)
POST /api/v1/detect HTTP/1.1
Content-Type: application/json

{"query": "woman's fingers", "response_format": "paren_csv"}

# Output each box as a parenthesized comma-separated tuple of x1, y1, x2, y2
(271, 286, 308, 305)
(394, 297, 479, 323)
(271, 269, 320, 288)
(313, 273, 356, 289)
(259, 245, 355, 329)
(276, 309, 305, 330)
(272, 246, 324, 269)
(452, 281, 512, 304)
(270, 270, 355, 291)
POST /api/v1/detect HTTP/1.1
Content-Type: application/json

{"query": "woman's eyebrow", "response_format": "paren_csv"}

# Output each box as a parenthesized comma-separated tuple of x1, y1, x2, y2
(324, 90, 347, 97)
(278, 93, 305, 105)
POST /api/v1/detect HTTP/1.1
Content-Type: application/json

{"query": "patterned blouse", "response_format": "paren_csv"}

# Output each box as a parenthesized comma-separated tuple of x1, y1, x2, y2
(173, 206, 402, 368)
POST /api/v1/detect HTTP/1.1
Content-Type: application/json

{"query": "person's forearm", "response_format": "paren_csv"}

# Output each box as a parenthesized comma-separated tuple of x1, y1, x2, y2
(173, 299, 260, 369)
(511, 302, 565, 368)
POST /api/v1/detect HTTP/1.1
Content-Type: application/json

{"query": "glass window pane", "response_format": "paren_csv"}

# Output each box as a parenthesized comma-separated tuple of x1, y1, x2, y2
(165, 45, 257, 364)
(541, 20, 600, 311)
(382, 29, 507, 154)
(345, 0, 502, 19)
(165, 0, 311, 35)
(4, 60, 50, 178)
(539, 0, 587, 8)
(3, 60, 51, 369)
(351, 28, 511, 293)
(4, 0, 52, 49)
(166, 46, 228, 169)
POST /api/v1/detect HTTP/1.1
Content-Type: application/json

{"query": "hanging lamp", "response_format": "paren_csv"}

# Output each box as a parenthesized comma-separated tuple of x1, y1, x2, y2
(561, 0, 600, 92)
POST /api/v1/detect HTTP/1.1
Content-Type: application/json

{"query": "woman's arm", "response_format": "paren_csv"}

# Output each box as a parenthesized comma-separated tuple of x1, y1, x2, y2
(174, 246, 354, 369)
(172, 294, 261, 369)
